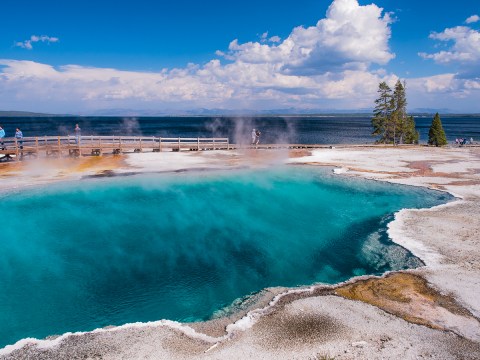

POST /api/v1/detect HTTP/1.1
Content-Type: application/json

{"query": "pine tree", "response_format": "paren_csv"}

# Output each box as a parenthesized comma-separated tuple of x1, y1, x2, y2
(372, 82, 393, 144)
(391, 80, 407, 144)
(428, 113, 447, 146)
(404, 116, 419, 144)
(372, 80, 417, 144)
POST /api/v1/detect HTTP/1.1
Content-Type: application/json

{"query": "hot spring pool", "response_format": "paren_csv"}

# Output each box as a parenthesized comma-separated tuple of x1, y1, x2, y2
(0, 166, 452, 347)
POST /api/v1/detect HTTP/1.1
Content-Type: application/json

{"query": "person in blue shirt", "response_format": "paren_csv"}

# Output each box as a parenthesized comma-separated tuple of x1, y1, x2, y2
(15, 128, 23, 149)
(0, 125, 5, 150)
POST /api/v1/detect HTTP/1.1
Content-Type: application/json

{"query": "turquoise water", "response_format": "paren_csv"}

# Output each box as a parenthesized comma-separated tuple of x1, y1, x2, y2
(0, 167, 451, 347)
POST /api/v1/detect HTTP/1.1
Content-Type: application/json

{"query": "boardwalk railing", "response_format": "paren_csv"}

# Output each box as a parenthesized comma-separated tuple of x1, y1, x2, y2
(0, 136, 230, 160)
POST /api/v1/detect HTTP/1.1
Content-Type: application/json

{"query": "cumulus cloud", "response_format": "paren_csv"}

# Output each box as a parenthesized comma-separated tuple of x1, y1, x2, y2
(409, 74, 458, 93)
(0, 58, 388, 107)
(419, 25, 480, 66)
(14, 35, 59, 50)
(269, 35, 281, 43)
(405, 73, 480, 111)
(260, 32, 282, 43)
(0, 60, 392, 113)
(220, 0, 394, 75)
(413, 19, 480, 109)
(418, 18, 480, 88)
(466, 15, 479, 24)
(401, 21, 480, 110)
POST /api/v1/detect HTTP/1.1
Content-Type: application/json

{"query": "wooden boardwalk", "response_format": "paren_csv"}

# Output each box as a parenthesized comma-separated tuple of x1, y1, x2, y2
(0, 135, 234, 161)
(0, 135, 349, 161)
(3, 135, 459, 161)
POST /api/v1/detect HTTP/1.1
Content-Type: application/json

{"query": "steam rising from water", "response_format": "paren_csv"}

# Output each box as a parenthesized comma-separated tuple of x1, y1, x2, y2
(120, 117, 142, 136)
(204, 117, 298, 148)
(233, 118, 255, 146)
(206, 118, 223, 136)
(230, 117, 298, 145)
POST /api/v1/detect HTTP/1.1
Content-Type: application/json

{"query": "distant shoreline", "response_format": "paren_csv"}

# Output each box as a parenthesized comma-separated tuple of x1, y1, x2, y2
(2, 110, 480, 118)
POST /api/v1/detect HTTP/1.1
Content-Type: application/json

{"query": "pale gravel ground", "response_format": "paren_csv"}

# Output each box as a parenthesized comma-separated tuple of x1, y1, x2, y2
(5, 297, 480, 360)
(391, 201, 480, 320)
(2, 146, 480, 359)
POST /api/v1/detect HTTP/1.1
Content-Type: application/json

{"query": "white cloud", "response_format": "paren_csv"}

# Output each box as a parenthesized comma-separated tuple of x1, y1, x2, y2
(466, 15, 479, 24)
(407, 73, 480, 109)
(260, 32, 281, 44)
(14, 35, 59, 50)
(464, 79, 480, 90)
(15, 41, 33, 50)
(418, 19, 480, 96)
(220, 0, 394, 75)
(0, 57, 392, 112)
(408, 74, 458, 93)
(405, 73, 480, 111)
(269, 36, 281, 43)
(411, 19, 480, 111)
(419, 25, 480, 65)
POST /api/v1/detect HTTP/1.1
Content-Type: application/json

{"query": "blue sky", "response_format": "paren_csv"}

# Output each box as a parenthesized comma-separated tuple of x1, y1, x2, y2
(1, 0, 479, 113)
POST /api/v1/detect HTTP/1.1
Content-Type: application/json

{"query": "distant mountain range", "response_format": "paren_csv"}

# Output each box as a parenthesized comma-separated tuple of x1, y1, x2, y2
(0, 110, 70, 117)
(85, 107, 374, 117)
(410, 108, 453, 114)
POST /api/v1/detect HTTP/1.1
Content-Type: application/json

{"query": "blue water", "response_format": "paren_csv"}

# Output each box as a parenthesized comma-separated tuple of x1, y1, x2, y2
(0, 115, 478, 144)
(0, 167, 452, 347)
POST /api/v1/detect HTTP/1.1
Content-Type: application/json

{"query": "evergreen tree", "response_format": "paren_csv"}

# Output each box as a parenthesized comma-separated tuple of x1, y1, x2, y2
(391, 80, 407, 144)
(372, 82, 393, 143)
(404, 116, 419, 144)
(372, 80, 417, 144)
(428, 113, 448, 146)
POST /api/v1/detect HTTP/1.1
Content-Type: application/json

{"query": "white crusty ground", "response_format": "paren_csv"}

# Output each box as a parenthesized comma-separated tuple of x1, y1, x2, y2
(291, 147, 480, 318)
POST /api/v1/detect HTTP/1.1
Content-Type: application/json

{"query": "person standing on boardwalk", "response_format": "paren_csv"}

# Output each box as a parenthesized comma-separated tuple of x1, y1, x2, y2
(0, 126, 5, 150)
(255, 129, 261, 145)
(15, 128, 23, 149)
(251, 128, 257, 145)
(74, 124, 81, 144)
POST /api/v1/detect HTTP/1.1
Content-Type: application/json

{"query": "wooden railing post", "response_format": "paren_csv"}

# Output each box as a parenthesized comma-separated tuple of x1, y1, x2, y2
(159, 137, 162, 152)
(197, 137, 200, 151)
(14, 138, 19, 160)
(178, 137, 181, 151)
